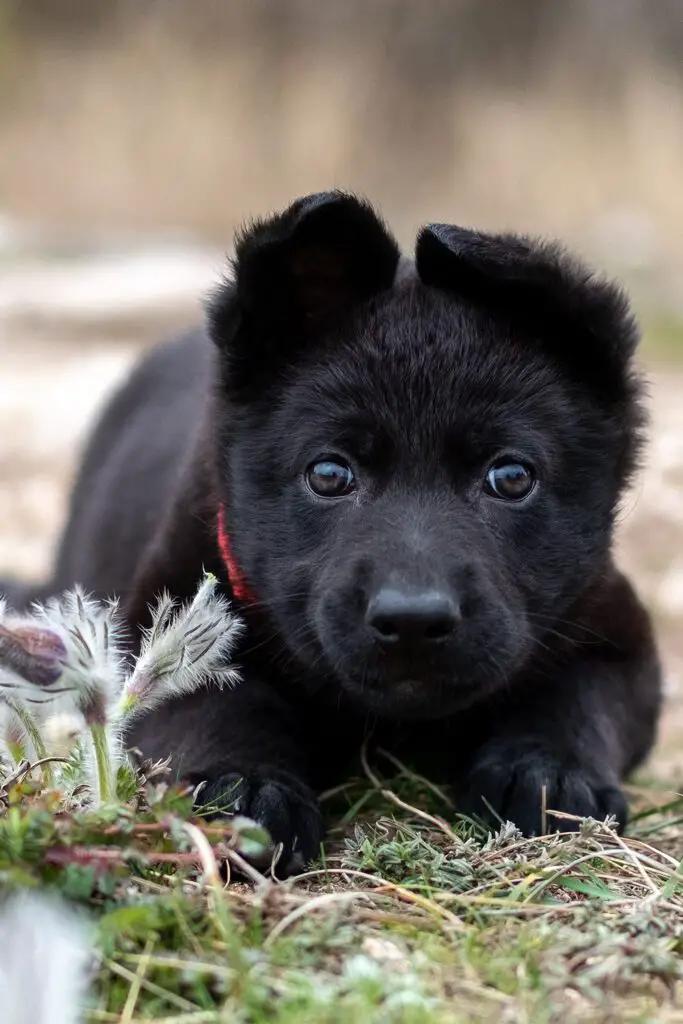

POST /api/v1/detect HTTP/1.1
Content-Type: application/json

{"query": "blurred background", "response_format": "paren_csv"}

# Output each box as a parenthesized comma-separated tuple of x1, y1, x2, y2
(1, 0, 682, 778)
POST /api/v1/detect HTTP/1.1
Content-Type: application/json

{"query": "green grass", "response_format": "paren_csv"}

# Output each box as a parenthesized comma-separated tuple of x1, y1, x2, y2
(3, 753, 683, 1023)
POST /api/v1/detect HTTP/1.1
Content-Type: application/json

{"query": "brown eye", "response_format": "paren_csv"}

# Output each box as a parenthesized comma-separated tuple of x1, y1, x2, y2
(306, 459, 356, 498)
(484, 460, 535, 501)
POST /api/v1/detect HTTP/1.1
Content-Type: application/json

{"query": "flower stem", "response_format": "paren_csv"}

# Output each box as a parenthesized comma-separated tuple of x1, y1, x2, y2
(8, 700, 52, 786)
(89, 723, 116, 804)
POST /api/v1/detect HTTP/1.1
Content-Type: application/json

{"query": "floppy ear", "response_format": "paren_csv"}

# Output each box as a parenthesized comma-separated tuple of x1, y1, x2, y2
(415, 224, 639, 401)
(207, 191, 400, 399)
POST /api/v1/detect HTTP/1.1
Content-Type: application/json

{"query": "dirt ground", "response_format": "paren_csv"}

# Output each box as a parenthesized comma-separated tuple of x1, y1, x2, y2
(1, 319, 682, 786)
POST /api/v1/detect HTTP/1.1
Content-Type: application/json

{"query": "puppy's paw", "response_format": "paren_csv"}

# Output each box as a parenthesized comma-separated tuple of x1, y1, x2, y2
(457, 741, 627, 836)
(194, 769, 323, 877)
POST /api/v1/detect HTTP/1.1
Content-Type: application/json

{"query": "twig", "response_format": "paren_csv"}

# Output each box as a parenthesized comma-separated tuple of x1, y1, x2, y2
(121, 952, 231, 977)
(376, 747, 455, 808)
(0, 754, 69, 793)
(24, 755, 70, 771)
(181, 821, 222, 888)
(99, 821, 232, 840)
(264, 890, 368, 947)
(0, 758, 31, 791)
(222, 845, 271, 888)
(318, 781, 358, 803)
(104, 956, 200, 1014)
(44, 845, 208, 869)
(119, 938, 155, 1023)
(541, 783, 547, 836)
(360, 739, 462, 845)
(602, 819, 661, 899)
(285, 866, 464, 929)
(627, 836, 680, 868)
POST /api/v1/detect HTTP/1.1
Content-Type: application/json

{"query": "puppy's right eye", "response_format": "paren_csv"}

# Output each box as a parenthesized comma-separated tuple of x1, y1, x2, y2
(305, 459, 356, 498)
(484, 459, 535, 501)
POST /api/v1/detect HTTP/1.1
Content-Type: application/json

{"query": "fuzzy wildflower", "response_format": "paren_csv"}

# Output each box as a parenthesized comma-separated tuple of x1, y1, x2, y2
(120, 573, 243, 717)
(0, 576, 243, 806)
(29, 589, 127, 803)
(0, 605, 69, 703)
(32, 588, 126, 725)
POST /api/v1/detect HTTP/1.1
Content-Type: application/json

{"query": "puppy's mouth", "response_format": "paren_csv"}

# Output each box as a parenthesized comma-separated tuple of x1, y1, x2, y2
(331, 650, 513, 719)
(336, 668, 470, 720)
(367, 676, 424, 696)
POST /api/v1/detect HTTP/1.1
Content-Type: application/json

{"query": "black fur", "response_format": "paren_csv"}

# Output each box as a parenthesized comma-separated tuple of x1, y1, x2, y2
(3, 192, 661, 874)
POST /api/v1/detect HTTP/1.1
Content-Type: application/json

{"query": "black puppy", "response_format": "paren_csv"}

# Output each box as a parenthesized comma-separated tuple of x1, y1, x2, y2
(4, 192, 661, 871)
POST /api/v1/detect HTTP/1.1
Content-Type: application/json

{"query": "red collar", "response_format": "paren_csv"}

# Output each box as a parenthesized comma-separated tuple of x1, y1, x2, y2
(217, 505, 255, 602)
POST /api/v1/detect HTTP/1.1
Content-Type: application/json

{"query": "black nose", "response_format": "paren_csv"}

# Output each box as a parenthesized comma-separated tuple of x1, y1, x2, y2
(366, 587, 460, 646)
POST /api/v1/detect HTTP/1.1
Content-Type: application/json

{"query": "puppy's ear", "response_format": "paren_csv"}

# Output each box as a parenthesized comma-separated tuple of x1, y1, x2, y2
(207, 192, 400, 398)
(415, 224, 639, 400)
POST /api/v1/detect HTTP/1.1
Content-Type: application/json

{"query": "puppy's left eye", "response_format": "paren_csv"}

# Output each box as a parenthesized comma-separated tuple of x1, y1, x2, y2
(306, 459, 356, 498)
(484, 460, 535, 501)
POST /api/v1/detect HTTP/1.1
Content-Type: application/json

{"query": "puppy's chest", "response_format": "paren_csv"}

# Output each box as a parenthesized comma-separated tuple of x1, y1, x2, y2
(295, 697, 473, 788)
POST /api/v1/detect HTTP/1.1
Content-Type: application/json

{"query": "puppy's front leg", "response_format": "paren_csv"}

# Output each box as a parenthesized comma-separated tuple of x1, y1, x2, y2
(117, 516, 322, 875)
(126, 680, 323, 876)
(457, 661, 660, 835)
(456, 584, 661, 835)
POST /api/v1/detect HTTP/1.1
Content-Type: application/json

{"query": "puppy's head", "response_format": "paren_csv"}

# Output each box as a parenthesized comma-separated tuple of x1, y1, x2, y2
(207, 192, 644, 719)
